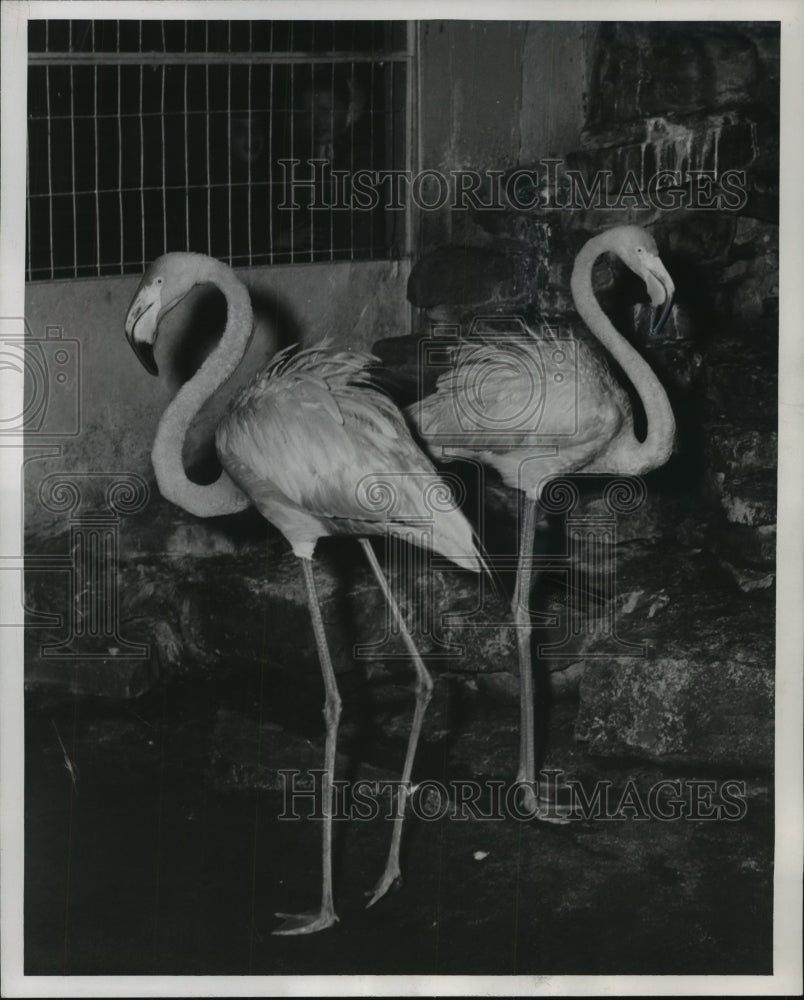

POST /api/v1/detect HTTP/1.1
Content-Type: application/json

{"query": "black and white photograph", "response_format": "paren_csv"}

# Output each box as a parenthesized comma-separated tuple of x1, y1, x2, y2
(1, 0, 802, 995)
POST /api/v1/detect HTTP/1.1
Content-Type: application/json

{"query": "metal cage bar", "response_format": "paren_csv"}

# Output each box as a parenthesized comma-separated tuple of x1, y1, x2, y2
(26, 19, 411, 281)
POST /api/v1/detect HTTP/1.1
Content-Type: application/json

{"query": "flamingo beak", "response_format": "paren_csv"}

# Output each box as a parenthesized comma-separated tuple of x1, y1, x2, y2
(643, 256, 675, 335)
(124, 280, 163, 375)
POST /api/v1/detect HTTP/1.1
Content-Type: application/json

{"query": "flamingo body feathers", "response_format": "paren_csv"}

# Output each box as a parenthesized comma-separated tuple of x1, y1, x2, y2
(409, 332, 632, 498)
(216, 343, 482, 567)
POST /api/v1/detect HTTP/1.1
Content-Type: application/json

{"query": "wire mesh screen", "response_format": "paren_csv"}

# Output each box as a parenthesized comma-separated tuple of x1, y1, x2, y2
(26, 20, 410, 280)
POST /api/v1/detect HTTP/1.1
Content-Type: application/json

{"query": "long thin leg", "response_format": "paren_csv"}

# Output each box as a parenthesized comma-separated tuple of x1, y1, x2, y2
(513, 497, 539, 813)
(273, 557, 342, 935)
(359, 537, 433, 908)
(513, 499, 570, 824)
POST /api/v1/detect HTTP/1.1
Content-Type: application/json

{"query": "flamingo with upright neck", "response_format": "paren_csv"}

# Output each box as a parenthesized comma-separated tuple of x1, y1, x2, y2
(125, 253, 483, 934)
(411, 225, 676, 812)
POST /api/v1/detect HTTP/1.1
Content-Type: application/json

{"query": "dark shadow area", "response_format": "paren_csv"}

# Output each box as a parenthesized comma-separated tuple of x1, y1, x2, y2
(25, 669, 773, 976)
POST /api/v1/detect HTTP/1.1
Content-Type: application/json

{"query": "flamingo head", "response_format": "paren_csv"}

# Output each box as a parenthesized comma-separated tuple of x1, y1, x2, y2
(125, 253, 212, 375)
(611, 226, 676, 335)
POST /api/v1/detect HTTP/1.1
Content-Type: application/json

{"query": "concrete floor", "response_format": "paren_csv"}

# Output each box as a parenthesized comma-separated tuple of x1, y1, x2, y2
(25, 665, 773, 977)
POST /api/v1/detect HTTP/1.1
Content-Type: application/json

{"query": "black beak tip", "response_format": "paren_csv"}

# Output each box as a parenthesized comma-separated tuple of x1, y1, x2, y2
(129, 338, 159, 376)
(649, 296, 674, 336)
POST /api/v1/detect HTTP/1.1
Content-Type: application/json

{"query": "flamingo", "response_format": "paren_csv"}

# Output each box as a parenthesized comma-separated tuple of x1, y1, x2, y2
(410, 225, 676, 814)
(124, 252, 483, 935)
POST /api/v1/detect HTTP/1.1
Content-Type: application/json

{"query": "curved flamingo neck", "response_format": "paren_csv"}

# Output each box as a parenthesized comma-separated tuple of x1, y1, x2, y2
(151, 259, 252, 518)
(570, 233, 675, 474)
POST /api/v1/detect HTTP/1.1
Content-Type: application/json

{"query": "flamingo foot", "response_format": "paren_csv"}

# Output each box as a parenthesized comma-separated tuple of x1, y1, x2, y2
(516, 773, 572, 826)
(273, 908, 339, 936)
(365, 866, 403, 908)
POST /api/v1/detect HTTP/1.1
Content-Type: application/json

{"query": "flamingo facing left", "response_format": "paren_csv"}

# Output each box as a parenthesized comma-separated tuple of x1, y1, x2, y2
(124, 252, 483, 935)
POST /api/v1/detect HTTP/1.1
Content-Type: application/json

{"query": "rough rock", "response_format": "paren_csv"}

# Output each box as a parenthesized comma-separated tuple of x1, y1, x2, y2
(564, 543, 774, 767)
(717, 560, 775, 593)
(575, 656, 773, 767)
(23, 533, 515, 694)
(705, 425, 777, 476)
(586, 23, 772, 127)
(706, 470, 776, 527)
(24, 515, 775, 771)
(706, 521, 776, 570)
